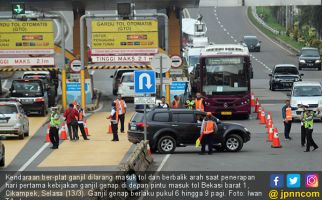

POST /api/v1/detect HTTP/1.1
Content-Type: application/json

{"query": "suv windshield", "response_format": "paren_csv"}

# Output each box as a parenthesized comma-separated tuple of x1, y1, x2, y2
(203, 57, 248, 94)
(301, 49, 320, 57)
(189, 56, 199, 67)
(274, 67, 298, 75)
(0, 105, 18, 114)
(121, 74, 134, 83)
(116, 70, 134, 79)
(11, 81, 43, 97)
(293, 86, 322, 97)
(131, 112, 144, 123)
(244, 37, 258, 45)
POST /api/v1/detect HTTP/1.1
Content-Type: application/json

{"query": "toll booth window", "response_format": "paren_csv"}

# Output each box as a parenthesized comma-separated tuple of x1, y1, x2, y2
(172, 113, 195, 123)
(153, 113, 169, 122)
(0, 105, 18, 114)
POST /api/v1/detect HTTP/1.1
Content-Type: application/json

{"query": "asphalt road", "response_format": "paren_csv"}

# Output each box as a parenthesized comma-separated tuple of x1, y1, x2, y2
(150, 7, 322, 172)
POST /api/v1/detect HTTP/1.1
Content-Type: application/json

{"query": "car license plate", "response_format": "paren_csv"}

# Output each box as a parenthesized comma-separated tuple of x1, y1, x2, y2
(221, 111, 232, 115)
(22, 99, 33, 103)
(308, 64, 313, 66)
(130, 126, 137, 131)
(0, 119, 7, 123)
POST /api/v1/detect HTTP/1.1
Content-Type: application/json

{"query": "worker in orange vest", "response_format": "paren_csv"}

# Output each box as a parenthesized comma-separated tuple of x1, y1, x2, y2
(200, 112, 216, 155)
(282, 99, 297, 140)
(75, 104, 89, 140)
(195, 92, 205, 112)
(171, 95, 181, 108)
(115, 95, 127, 133)
(107, 102, 119, 141)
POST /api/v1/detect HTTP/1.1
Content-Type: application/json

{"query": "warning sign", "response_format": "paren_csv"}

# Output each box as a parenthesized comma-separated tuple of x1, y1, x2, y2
(91, 20, 158, 51)
(0, 21, 54, 53)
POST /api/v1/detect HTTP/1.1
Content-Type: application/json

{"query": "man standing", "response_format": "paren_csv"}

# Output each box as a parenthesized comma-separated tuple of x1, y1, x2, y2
(281, 100, 296, 140)
(115, 95, 127, 133)
(64, 104, 79, 141)
(195, 92, 205, 112)
(172, 95, 181, 108)
(107, 102, 119, 141)
(185, 95, 195, 110)
(200, 112, 216, 155)
(76, 104, 89, 140)
(158, 96, 169, 108)
(49, 107, 60, 149)
(303, 106, 319, 152)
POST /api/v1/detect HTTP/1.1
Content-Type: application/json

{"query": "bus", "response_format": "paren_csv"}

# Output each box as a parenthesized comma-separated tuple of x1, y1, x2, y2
(190, 44, 252, 118)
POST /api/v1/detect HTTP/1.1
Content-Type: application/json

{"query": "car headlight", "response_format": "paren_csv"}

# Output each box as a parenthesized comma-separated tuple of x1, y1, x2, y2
(14, 123, 23, 128)
(294, 78, 299, 81)
(299, 60, 305, 63)
(256, 43, 260, 46)
(244, 127, 249, 132)
(316, 60, 321, 64)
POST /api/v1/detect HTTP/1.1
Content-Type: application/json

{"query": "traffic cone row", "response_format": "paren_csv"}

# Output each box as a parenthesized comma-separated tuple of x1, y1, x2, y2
(251, 93, 256, 107)
(253, 94, 282, 149)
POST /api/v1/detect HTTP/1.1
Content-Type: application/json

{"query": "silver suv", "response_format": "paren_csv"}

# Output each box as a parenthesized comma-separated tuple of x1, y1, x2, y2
(0, 98, 29, 139)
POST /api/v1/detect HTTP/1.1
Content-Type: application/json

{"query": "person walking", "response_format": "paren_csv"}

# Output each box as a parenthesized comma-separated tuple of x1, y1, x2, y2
(107, 102, 119, 141)
(281, 100, 297, 140)
(75, 104, 89, 140)
(49, 107, 60, 149)
(195, 92, 205, 112)
(158, 96, 169, 108)
(200, 112, 216, 155)
(115, 95, 127, 133)
(303, 106, 319, 152)
(64, 103, 79, 141)
(172, 95, 181, 108)
(185, 95, 195, 110)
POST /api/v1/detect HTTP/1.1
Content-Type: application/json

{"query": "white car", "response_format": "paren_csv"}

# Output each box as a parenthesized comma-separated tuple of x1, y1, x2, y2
(289, 81, 322, 120)
(117, 72, 143, 98)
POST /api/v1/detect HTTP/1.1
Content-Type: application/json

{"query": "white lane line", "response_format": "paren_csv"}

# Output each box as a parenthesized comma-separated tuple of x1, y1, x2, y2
(223, 28, 227, 32)
(245, 9, 295, 55)
(157, 154, 171, 172)
(231, 36, 234, 39)
(227, 32, 230, 35)
(220, 24, 223, 28)
(234, 39, 238, 43)
(18, 143, 50, 172)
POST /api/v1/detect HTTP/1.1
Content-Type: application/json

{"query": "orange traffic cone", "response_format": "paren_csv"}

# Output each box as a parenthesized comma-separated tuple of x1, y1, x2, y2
(266, 111, 271, 127)
(84, 120, 89, 136)
(267, 119, 272, 130)
(60, 122, 67, 140)
(257, 106, 262, 119)
(108, 124, 112, 134)
(267, 126, 274, 142)
(260, 109, 266, 124)
(254, 98, 259, 113)
(251, 93, 255, 107)
(45, 125, 50, 142)
(147, 143, 152, 156)
(271, 128, 282, 148)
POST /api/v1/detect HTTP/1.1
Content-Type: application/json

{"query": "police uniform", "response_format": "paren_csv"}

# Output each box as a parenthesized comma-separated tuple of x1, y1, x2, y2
(185, 99, 195, 110)
(300, 110, 306, 146)
(76, 107, 89, 140)
(49, 110, 60, 149)
(303, 109, 319, 152)
(200, 116, 216, 154)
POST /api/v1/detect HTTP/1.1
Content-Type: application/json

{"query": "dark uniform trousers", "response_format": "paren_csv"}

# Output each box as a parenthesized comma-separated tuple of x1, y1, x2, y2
(76, 123, 88, 139)
(306, 129, 318, 151)
(67, 122, 78, 140)
(284, 121, 292, 139)
(301, 125, 306, 146)
(111, 122, 119, 141)
(118, 114, 125, 132)
(49, 127, 59, 148)
(201, 134, 213, 154)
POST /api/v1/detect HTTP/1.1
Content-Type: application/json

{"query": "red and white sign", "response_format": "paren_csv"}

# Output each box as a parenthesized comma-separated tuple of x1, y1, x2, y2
(170, 55, 183, 68)
(91, 55, 154, 63)
(0, 49, 55, 55)
(0, 57, 54, 66)
(70, 59, 82, 72)
(91, 48, 158, 55)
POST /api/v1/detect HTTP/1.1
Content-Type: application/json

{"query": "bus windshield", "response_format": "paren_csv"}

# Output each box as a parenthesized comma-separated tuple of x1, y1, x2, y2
(203, 57, 248, 94)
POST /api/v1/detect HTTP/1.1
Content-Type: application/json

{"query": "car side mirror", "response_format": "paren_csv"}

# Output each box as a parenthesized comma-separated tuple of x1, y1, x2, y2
(300, 73, 304, 76)
(287, 92, 291, 97)
(269, 74, 272, 77)
(110, 75, 113, 78)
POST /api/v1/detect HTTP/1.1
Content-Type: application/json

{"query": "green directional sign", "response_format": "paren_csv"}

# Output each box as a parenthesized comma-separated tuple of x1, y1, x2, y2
(12, 3, 25, 15)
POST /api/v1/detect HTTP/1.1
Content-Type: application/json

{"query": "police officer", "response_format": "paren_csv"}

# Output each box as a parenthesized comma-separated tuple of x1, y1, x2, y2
(200, 112, 216, 155)
(299, 104, 306, 147)
(185, 95, 195, 110)
(107, 102, 119, 141)
(303, 106, 319, 152)
(49, 107, 60, 149)
(281, 100, 297, 140)
(76, 104, 89, 140)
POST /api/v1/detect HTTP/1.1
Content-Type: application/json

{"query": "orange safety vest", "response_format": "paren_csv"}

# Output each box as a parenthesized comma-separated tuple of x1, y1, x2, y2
(286, 107, 292, 121)
(79, 111, 83, 121)
(172, 100, 180, 108)
(195, 98, 204, 111)
(115, 99, 126, 114)
(203, 120, 215, 134)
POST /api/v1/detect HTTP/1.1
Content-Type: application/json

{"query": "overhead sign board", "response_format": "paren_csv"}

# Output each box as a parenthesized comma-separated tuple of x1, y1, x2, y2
(134, 70, 156, 94)
(91, 20, 158, 51)
(134, 96, 156, 105)
(91, 55, 153, 63)
(0, 21, 54, 54)
(0, 57, 54, 66)
(150, 53, 171, 73)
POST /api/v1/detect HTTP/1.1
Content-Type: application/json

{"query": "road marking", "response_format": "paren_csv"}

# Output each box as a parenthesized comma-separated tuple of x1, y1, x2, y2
(245, 9, 295, 55)
(18, 143, 50, 171)
(157, 154, 171, 172)
(227, 32, 230, 35)
(234, 39, 238, 43)
(223, 28, 227, 32)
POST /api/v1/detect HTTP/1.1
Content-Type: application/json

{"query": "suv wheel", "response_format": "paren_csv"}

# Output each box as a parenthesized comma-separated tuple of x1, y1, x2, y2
(0, 156, 4, 167)
(271, 84, 276, 91)
(18, 133, 24, 140)
(299, 66, 302, 70)
(157, 135, 176, 154)
(318, 66, 321, 71)
(224, 134, 243, 152)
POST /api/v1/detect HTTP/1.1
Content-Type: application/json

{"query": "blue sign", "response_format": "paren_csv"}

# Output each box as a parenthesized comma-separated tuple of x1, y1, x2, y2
(134, 71, 156, 94)
(170, 82, 187, 91)
(66, 82, 88, 91)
